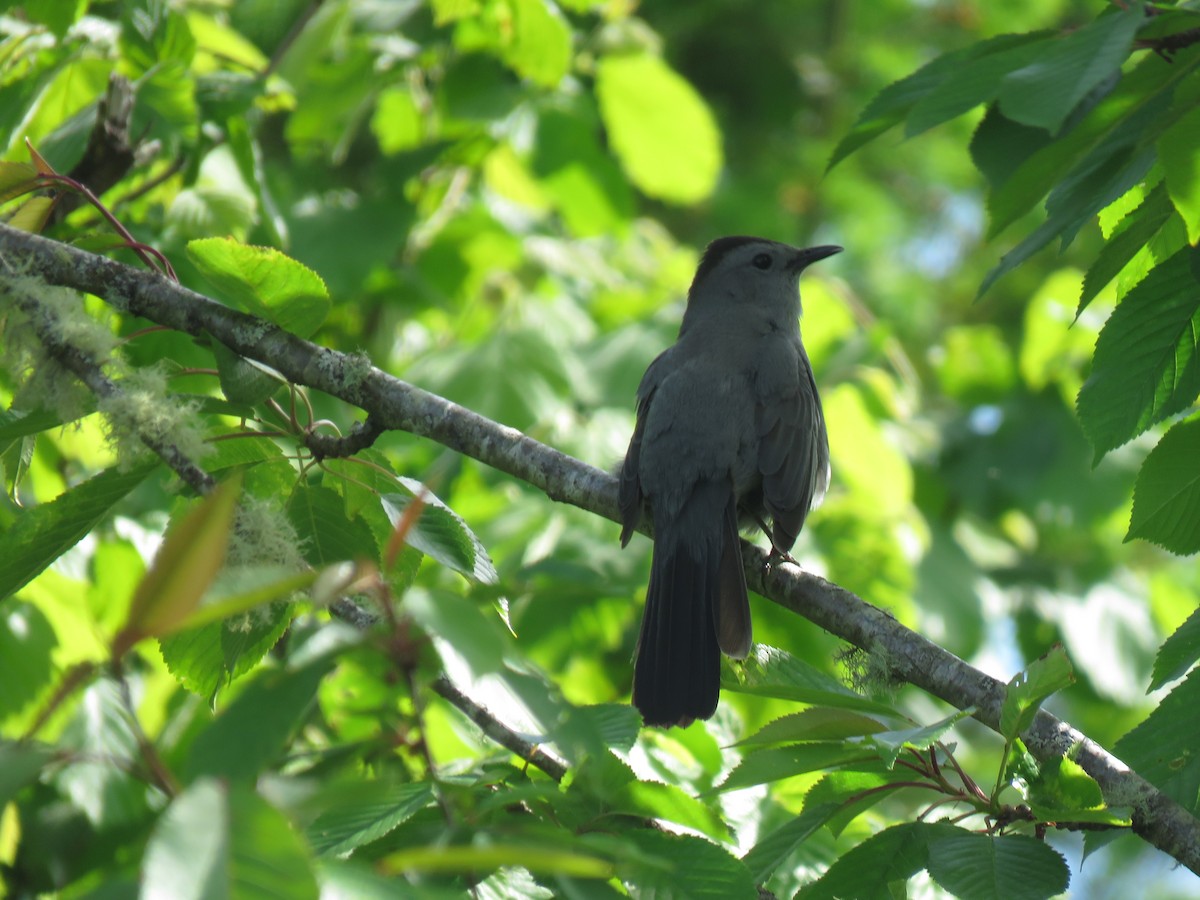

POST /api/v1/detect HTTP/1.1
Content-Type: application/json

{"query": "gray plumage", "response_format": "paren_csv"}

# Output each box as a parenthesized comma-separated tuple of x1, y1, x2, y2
(619, 236, 840, 727)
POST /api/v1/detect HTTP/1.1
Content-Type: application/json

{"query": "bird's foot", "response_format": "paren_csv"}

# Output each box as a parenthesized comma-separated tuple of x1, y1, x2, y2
(764, 545, 799, 570)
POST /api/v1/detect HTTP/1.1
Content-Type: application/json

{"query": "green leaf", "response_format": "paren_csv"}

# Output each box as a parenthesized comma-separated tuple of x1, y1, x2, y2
(725, 645, 902, 717)
(159, 599, 293, 700)
(1076, 247, 1200, 460)
(828, 38, 1008, 169)
(287, 484, 378, 566)
(737, 708, 887, 746)
(1079, 180, 1175, 315)
(142, 779, 320, 900)
(715, 743, 880, 793)
(617, 830, 755, 899)
(1021, 754, 1130, 827)
(870, 707, 975, 768)
(306, 780, 436, 857)
(114, 474, 242, 656)
(0, 601, 57, 720)
(1114, 667, 1200, 808)
(1149, 605, 1200, 692)
(212, 341, 283, 406)
(796, 822, 943, 898)
(0, 740, 55, 807)
(978, 140, 1156, 298)
(970, 106, 1054, 191)
(187, 237, 331, 338)
(177, 567, 315, 633)
(806, 767, 914, 837)
(500, 0, 572, 88)
(986, 50, 1186, 240)
(1127, 416, 1200, 553)
(905, 33, 1050, 138)
(926, 831, 1069, 900)
(0, 160, 39, 202)
(383, 480, 498, 583)
(0, 461, 157, 602)
(382, 841, 613, 880)
(404, 589, 506, 680)
(595, 53, 722, 204)
(1000, 645, 1074, 740)
(741, 802, 841, 884)
(1160, 102, 1200, 245)
(185, 657, 329, 783)
(53, 679, 146, 829)
(996, 5, 1143, 133)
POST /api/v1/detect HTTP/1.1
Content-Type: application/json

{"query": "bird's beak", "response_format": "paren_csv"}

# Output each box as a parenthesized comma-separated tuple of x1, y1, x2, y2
(789, 244, 843, 272)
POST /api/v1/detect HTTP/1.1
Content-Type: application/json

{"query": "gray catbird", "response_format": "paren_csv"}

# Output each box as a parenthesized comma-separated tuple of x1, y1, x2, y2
(618, 236, 841, 727)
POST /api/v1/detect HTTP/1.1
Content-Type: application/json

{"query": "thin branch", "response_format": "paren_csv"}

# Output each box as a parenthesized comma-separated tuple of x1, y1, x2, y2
(2, 274, 214, 495)
(2, 223, 1197, 874)
(431, 676, 569, 783)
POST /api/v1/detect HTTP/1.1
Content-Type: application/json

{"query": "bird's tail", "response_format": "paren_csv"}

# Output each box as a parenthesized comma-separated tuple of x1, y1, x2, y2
(633, 483, 749, 727)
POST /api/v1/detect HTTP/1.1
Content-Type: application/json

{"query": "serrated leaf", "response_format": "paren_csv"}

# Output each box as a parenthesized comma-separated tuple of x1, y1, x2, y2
(796, 822, 943, 899)
(288, 484, 377, 566)
(384, 479, 498, 583)
(158, 599, 292, 700)
(741, 802, 841, 884)
(187, 236, 330, 338)
(1149, 606, 1200, 692)
(114, 475, 241, 656)
(905, 33, 1049, 138)
(176, 568, 315, 633)
(1076, 247, 1200, 460)
(1161, 102, 1200, 245)
(1127, 416, 1200, 554)
(715, 743, 879, 793)
(595, 53, 722, 204)
(725, 645, 902, 717)
(618, 830, 755, 899)
(0, 461, 157, 602)
(979, 141, 1155, 298)
(926, 831, 1069, 900)
(986, 50, 1184, 240)
(737, 708, 888, 746)
(1022, 755, 1130, 827)
(307, 781, 435, 857)
(828, 38, 997, 169)
(0, 405, 90, 440)
(1079, 180, 1175, 315)
(996, 5, 1143, 134)
(970, 106, 1054, 191)
(1000, 645, 1074, 740)
(1115, 667, 1200, 808)
(870, 707, 975, 768)
(806, 767, 913, 837)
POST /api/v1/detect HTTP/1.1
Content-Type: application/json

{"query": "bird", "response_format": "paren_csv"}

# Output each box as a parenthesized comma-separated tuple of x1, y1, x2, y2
(618, 235, 841, 727)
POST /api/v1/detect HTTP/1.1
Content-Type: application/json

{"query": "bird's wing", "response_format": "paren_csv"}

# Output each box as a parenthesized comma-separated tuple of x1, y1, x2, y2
(619, 350, 671, 546)
(755, 343, 829, 552)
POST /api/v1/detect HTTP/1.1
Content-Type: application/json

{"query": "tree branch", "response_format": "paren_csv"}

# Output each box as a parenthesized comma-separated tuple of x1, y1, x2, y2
(2, 223, 1197, 875)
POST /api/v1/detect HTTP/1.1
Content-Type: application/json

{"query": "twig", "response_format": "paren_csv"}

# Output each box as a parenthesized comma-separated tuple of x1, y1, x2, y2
(431, 676, 569, 783)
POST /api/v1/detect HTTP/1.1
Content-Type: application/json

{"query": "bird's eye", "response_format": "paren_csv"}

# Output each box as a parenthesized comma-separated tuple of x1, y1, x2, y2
(752, 253, 772, 270)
